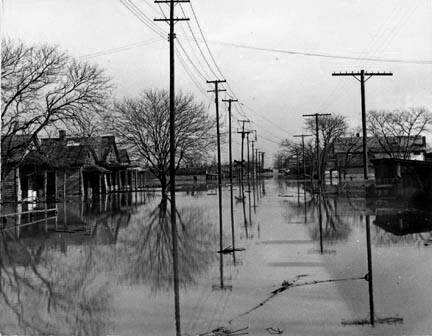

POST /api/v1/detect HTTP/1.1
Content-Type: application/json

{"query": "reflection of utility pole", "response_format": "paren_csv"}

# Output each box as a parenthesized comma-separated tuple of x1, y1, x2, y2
(246, 132, 252, 225)
(259, 151, 265, 174)
(332, 70, 393, 180)
(293, 134, 313, 180)
(318, 195, 323, 254)
(365, 214, 375, 326)
(154, 3, 189, 334)
(222, 98, 238, 265)
(255, 148, 259, 202)
(207, 79, 226, 289)
(302, 113, 331, 187)
(251, 138, 256, 210)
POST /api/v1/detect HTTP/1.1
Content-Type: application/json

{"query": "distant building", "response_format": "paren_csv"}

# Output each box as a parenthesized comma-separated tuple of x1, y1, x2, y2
(331, 135, 427, 180)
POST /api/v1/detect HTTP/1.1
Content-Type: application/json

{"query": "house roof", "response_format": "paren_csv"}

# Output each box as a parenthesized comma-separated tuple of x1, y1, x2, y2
(1, 134, 35, 164)
(38, 138, 97, 168)
(334, 136, 426, 154)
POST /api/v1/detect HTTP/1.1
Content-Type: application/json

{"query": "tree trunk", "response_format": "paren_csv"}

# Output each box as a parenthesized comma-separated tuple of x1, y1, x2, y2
(161, 173, 168, 199)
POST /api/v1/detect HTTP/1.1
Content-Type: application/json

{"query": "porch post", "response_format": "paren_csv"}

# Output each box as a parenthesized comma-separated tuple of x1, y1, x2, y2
(117, 170, 122, 192)
(99, 174, 103, 195)
(135, 170, 138, 191)
(63, 170, 67, 201)
(16, 167, 22, 202)
(43, 170, 48, 203)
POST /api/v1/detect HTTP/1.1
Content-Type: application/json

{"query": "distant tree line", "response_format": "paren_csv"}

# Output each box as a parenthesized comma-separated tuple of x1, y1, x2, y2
(274, 107, 432, 179)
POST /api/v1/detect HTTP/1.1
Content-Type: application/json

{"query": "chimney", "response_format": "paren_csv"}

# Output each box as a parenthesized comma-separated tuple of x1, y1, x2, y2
(59, 130, 66, 140)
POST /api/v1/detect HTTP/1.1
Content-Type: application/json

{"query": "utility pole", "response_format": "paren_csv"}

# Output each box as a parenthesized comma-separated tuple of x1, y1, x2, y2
(302, 113, 331, 187)
(237, 120, 250, 199)
(222, 97, 238, 264)
(207, 79, 226, 288)
(154, 3, 189, 335)
(293, 134, 313, 180)
(332, 70, 393, 180)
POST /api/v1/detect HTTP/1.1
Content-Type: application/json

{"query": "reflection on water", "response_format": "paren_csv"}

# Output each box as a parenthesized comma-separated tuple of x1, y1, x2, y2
(115, 198, 218, 292)
(2, 180, 432, 335)
(1, 226, 112, 336)
(0, 191, 219, 335)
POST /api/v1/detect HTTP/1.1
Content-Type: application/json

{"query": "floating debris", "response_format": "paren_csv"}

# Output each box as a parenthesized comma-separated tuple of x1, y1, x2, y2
(341, 316, 403, 326)
(265, 327, 283, 334)
(196, 326, 249, 336)
(217, 246, 246, 254)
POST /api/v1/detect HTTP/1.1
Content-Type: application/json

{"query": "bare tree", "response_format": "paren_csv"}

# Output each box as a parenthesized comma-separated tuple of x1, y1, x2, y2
(333, 127, 362, 180)
(367, 107, 432, 159)
(1, 38, 111, 179)
(305, 114, 348, 179)
(273, 139, 302, 174)
(107, 89, 216, 198)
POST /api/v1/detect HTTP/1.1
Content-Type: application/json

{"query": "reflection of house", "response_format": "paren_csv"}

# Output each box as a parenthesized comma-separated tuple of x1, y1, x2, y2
(1, 131, 146, 203)
(374, 209, 432, 235)
(2, 194, 138, 263)
(332, 136, 427, 180)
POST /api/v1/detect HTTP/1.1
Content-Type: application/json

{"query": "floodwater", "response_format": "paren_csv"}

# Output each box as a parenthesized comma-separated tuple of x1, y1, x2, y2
(1, 179, 432, 335)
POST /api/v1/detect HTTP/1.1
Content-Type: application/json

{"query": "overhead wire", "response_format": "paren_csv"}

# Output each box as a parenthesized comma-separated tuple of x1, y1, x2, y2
(119, 0, 166, 38)
(79, 38, 163, 59)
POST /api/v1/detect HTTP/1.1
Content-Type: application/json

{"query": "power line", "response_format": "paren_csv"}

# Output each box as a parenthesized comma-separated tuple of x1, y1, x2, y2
(179, 4, 219, 79)
(208, 40, 432, 65)
(79, 38, 163, 59)
(259, 135, 282, 146)
(120, 0, 166, 38)
(176, 39, 208, 81)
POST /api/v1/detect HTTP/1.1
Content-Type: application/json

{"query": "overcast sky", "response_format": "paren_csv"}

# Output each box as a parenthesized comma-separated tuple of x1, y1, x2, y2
(2, 0, 432, 162)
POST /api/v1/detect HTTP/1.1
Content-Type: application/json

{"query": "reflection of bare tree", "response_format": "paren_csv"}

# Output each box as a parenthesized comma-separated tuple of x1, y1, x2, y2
(291, 194, 352, 244)
(117, 199, 218, 292)
(0, 230, 111, 336)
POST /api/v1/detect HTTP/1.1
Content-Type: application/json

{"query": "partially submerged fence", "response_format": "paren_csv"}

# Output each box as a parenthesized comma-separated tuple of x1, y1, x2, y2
(1, 206, 58, 232)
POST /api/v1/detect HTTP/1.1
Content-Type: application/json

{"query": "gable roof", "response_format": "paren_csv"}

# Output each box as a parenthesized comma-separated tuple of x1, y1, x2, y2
(38, 137, 98, 168)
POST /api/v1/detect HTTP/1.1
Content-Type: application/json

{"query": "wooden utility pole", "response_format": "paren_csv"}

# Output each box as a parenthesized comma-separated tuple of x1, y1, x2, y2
(237, 120, 250, 199)
(302, 113, 331, 187)
(207, 79, 226, 287)
(222, 97, 238, 264)
(332, 70, 393, 179)
(154, 3, 189, 334)
(293, 134, 313, 180)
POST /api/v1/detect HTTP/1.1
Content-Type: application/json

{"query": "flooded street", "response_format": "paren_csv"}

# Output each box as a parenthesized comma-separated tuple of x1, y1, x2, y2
(2, 179, 432, 335)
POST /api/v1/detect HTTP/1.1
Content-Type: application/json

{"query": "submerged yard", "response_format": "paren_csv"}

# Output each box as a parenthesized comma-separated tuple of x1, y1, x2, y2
(1, 179, 432, 335)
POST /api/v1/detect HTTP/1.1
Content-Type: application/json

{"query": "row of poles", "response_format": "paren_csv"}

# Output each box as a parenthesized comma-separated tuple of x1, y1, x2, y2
(155, 2, 392, 332)
(154, 2, 265, 334)
(295, 71, 393, 188)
